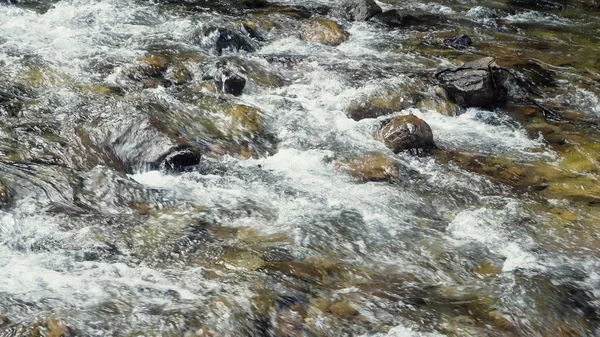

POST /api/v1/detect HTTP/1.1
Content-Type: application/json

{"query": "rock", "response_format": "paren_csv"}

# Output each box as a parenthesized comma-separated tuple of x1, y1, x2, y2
(216, 69, 247, 96)
(30, 318, 76, 337)
(108, 115, 192, 173)
(222, 56, 285, 88)
(199, 27, 255, 56)
(0, 81, 32, 117)
(0, 182, 12, 205)
(443, 35, 473, 50)
(165, 64, 193, 85)
(336, 0, 382, 21)
(157, 146, 202, 173)
(125, 55, 192, 87)
(3, 0, 59, 14)
(374, 114, 436, 155)
(416, 87, 461, 116)
(301, 19, 348, 46)
(346, 86, 422, 121)
(417, 98, 461, 117)
(369, 9, 444, 28)
(336, 153, 400, 182)
(160, 0, 269, 14)
(327, 301, 360, 319)
(435, 57, 508, 109)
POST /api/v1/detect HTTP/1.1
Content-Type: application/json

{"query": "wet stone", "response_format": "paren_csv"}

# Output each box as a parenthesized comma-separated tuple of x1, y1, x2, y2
(261, 246, 295, 262)
(199, 26, 255, 56)
(436, 57, 508, 109)
(220, 69, 247, 96)
(370, 9, 445, 29)
(374, 114, 436, 155)
(301, 19, 349, 46)
(0, 182, 12, 205)
(157, 146, 202, 173)
(442, 34, 473, 50)
(336, 0, 382, 21)
(336, 153, 400, 183)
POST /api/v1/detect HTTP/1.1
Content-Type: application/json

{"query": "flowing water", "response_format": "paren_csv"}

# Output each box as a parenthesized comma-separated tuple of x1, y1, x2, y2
(0, 0, 600, 336)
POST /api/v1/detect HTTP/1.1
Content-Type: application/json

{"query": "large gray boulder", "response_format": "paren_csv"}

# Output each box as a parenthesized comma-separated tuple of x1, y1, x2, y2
(435, 57, 508, 109)
(336, 0, 382, 21)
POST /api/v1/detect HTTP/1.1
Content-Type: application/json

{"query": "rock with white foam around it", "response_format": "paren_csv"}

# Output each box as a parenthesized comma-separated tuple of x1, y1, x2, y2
(374, 114, 436, 155)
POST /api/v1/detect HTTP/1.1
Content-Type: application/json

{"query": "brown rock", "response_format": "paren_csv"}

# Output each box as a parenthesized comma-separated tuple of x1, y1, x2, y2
(327, 301, 359, 319)
(336, 153, 400, 182)
(302, 19, 348, 46)
(374, 114, 436, 155)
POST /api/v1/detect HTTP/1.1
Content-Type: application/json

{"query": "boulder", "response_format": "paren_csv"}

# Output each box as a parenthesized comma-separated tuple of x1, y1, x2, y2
(336, 153, 400, 182)
(443, 35, 473, 50)
(369, 9, 444, 28)
(435, 57, 508, 109)
(336, 0, 382, 21)
(0, 182, 12, 205)
(301, 19, 349, 46)
(198, 26, 255, 56)
(374, 114, 436, 155)
(157, 146, 202, 173)
(346, 89, 420, 121)
(3, 0, 59, 13)
(0, 82, 31, 117)
(216, 69, 247, 96)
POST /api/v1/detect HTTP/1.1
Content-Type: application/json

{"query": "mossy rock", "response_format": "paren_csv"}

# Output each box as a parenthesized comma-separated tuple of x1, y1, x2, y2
(416, 95, 460, 117)
(22, 64, 71, 88)
(30, 318, 74, 337)
(260, 260, 324, 283)
(347, 85, 423, 121)
(335, 152, 400, 182)
(237, 227, 291, 245)
(219, 248, 265, 271)
(433, 150, 529, 187)
(222, 56, 285, 88)
(301, 19, 348, 46)
(327, 301, 360, 319)
(472, 263, 502, 278)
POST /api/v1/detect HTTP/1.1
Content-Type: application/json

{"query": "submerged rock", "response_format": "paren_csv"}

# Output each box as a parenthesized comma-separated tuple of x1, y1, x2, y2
(335, 153, 400, 182)
(443, 34, 473, 50)
(198, 26, 255, 56)
(0, 82, 32, 117)
(160, 0, 269, 13)
(369, 9, 444, 28)
(301, 19, 348, 46)
(0, 182, 12, 205)
(125, 55, 193, 87)
(157, 146, 202, 173)
(374, 114, 436, 155)
(217, 69, 247, 96)
(30, 318, 77, 337)
(346, 83, 423, 121)
(335, 0, 382, 21)
(435, 57, 508, 109)
(2, 0, 59, 13)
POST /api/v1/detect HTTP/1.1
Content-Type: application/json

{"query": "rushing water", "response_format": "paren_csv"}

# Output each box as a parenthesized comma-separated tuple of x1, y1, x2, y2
(1, 0, 600, 336)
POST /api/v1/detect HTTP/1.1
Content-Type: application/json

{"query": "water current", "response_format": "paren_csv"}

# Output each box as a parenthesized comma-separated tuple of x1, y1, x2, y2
(0, 0, 600, 336)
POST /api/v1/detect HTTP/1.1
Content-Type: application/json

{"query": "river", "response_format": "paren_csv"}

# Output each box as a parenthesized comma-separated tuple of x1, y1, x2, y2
(1, 0, 599, 336)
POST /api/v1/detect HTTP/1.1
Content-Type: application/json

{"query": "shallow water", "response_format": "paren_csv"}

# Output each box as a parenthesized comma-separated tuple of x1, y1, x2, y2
(1, 0, 600, 336)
